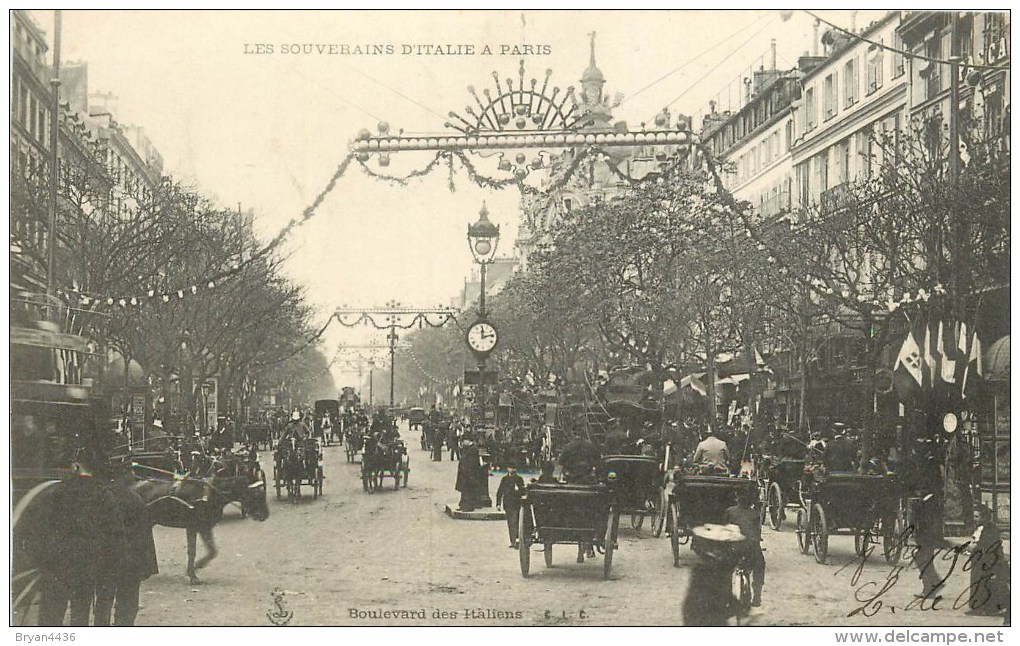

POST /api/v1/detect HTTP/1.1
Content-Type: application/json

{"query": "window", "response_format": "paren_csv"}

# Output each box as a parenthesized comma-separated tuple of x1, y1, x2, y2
(814, 151, 829, 196)
(867, 42, 884, 94)
(844, 58, 859, 107)
(804, 87, 817, 131)
(925, 35, 943, 99)
(785, 119, 794, 150)
(891, 33, 905, 78)
(834, 139, 851, 185)
(28, 95, 37, 138)
(823, 73, 838, 120)
(796, 162, 811, 206)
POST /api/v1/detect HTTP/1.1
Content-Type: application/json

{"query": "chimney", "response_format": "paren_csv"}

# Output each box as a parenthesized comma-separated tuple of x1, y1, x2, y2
(744, 77, 752, 104)
(850, 11, 857, 33)
(813, 19, 820, 56)
(709, 99, 717, 115)
(770, 38, 777, 71)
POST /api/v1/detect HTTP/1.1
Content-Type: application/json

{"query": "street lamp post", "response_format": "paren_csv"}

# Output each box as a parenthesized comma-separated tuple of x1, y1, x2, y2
(466, 202, 501, 422)
(463, 203, 501, 510)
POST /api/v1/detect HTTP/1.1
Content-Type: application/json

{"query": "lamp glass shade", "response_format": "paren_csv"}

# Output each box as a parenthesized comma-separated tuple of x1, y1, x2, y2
(473, 239, 492, 256)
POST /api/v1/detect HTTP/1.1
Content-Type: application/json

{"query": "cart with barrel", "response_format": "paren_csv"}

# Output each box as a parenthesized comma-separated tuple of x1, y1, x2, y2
(517, 482, 621, 579)
(666, 471, 758, 566)
(794, 470, 902, 564)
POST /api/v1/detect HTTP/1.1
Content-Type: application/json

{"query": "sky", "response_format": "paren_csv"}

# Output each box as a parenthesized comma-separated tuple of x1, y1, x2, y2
(30, 8, 886, 386)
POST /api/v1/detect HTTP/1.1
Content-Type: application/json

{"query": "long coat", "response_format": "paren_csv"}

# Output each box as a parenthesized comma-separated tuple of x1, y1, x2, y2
(456, 444, 482, 494)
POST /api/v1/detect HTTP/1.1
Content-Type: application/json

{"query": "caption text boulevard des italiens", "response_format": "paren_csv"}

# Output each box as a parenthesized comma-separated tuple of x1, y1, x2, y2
(244, 43, 552, 56)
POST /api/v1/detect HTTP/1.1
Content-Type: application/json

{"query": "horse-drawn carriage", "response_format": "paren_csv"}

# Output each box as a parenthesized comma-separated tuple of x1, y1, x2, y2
(361, 436, 410, 491)
(314, 399, 340, 447)
(666, 471, 758, 567)
(273, 436, 324, 499)
(517, 482, 621, 579)
(794, 470, 902, 565)
(600, 455, 663, 533)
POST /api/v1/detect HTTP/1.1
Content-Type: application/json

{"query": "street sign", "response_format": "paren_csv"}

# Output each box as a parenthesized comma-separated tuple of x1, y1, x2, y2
(463, 370, 498, 385)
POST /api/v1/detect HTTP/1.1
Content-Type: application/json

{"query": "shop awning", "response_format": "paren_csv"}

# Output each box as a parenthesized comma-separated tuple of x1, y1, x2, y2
(984, 335, 1010, 381)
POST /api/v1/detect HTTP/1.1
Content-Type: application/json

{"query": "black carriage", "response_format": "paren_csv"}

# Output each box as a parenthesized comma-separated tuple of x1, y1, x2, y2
(794, 471, 902, 565)
(273, 437, 324, 499)
(666, 473, 758, 567)
(517, 483, 621, 580)
(763, 458, 805, 530)
(600, 455, 663, 533)
(243, 423, 273, 450)
(361, 438, 410, 491)
(314, 399, 340, 446)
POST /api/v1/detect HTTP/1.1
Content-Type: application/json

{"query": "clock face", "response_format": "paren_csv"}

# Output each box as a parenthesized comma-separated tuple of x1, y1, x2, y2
(466, 321, 498, 353)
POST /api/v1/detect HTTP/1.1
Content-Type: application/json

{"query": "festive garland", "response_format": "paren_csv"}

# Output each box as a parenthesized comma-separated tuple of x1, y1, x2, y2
(334, 310, 458, 330)
(356, 150, 447, 186)
(60, 137, 688, 310)
(403, 346, 460, 386)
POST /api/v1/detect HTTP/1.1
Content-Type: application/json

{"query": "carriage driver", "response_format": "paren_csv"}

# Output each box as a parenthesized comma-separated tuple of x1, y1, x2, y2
(281, 410, 309, 442)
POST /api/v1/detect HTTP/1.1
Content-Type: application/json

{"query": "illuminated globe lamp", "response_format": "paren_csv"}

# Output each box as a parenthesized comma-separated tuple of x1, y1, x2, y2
(467, 202, 500, 266)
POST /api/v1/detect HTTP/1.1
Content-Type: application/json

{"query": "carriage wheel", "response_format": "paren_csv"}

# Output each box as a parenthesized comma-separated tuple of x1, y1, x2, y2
(669, 503, 681, 567)
(630, 513, 645, 531)
(768, 482, 784, 531)
(651, 489, 667, 538)
(795, 507, 810, 554)
(518, 512, 531, 578)
(544, 543, 553, 567)
(882, 513, 903, 564)
(604, 508, 620, 580)
(811, 503, 828, 564)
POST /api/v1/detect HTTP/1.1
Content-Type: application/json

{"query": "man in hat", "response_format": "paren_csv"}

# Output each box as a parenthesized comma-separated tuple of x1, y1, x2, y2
(94, 460, 158, 626)
(693, 426, 729, 470)
(496, 463, 526, 548)
(806, 430, 826, 460)
(456, 436, 483, 512)
(557, 435, 601, 484)
(281, 410, 308, 442)
(824, 423, 858, 473)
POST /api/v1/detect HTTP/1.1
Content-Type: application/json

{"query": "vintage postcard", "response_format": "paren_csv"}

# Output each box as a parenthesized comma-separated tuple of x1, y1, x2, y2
(8, 7, 1011, 634)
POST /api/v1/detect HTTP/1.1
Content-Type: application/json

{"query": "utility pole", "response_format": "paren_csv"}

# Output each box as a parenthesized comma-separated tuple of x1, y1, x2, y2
(335, 303, 457, 412)
(45, 10, 62, 318)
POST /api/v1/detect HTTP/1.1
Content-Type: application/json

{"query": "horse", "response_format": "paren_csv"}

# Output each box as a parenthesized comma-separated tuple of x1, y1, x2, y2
(273, 437, 305, 499)
(344, 429, 364, 462)
(361, 436, 384, 492)
(130, 473, 268, 585)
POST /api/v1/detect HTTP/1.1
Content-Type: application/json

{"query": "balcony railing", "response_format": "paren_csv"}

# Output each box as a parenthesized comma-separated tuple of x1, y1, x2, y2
(759, 189, 792, 217)
(820, 181, 853, 212)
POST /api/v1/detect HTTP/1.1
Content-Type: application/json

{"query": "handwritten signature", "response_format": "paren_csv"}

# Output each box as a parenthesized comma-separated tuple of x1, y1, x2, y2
(834, 525, 1005, 618)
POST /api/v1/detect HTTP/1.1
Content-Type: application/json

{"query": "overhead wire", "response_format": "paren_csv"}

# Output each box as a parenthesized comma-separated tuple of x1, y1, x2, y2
(622, 12, 771, 105)
(803, 10, 1010, 71)
(660, 15, 778, 113)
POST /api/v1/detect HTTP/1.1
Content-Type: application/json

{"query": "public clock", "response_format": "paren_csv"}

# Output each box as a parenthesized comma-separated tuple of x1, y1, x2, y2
(466, 320, 499, 354)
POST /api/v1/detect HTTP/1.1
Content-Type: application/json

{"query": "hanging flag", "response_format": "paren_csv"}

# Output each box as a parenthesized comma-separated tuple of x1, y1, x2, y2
(921, 322, 935, 389)
(961, 331, 982, 397)
(938, 320, 957, 383)
(895, 330, 923, 387)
